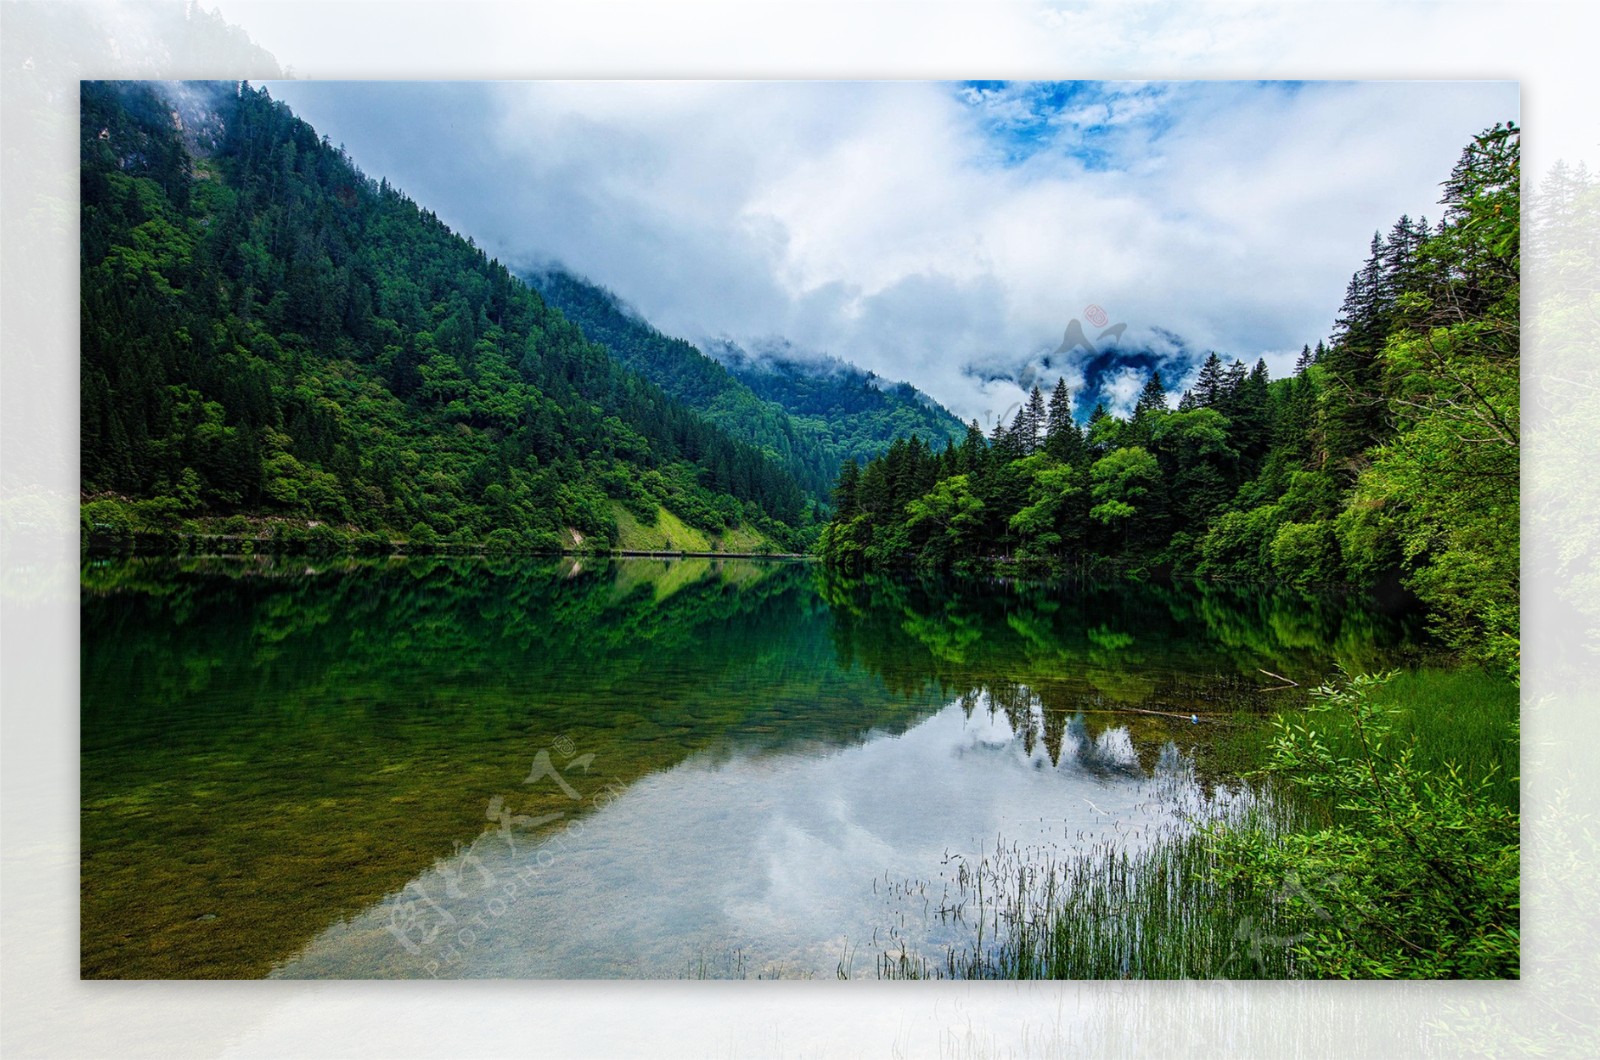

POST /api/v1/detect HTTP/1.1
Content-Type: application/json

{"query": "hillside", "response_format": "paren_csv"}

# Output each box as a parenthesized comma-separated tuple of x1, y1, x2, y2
(525, 268, 964, 498)
(709, 338, 966, 461)
(79, 81, 810, 552)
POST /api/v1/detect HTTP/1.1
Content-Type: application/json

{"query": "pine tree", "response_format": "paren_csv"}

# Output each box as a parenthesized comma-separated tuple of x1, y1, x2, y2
(958, 419, 987, 475)
(1022, 384, 1048, 455)
(833, 458, 861, 517)
(1045, 379, 1087, 466)
(1322, 233, 1397, 476)
(1084, 402, 1116, 458)
(1221, 358, 1249, 411)
(1133, 370, 1168, 420)
(1231, 359, 1272, 477)
(1193, 353, 1226, 407)
(1045, 377, 1074, 438)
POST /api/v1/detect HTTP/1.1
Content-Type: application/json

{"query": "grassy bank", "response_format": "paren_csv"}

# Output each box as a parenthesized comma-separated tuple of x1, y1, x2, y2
(610, 502, 773, 554)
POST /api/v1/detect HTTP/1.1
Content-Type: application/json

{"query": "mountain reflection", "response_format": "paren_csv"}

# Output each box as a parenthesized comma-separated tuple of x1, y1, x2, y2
(81, 557, 1423, 978)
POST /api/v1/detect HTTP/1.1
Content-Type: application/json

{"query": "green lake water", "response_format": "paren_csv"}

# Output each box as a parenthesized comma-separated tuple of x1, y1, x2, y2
(80, 556, 1426, 979)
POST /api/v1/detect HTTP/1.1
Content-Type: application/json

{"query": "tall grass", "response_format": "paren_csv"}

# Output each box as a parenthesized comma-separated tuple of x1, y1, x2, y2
(880, 792, 1308, 980)
(1345, 663, 1518, 810)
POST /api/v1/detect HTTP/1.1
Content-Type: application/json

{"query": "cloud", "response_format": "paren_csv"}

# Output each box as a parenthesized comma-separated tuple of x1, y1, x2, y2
(262, 79, 1517, 422)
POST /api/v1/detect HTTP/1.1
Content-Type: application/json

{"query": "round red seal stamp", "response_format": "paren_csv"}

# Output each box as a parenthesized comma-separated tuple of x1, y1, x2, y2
(1084, 303, 1109, 328)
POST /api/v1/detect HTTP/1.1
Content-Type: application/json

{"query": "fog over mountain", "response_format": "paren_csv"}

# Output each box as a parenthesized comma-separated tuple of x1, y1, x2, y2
(261, 79, 1517, 425)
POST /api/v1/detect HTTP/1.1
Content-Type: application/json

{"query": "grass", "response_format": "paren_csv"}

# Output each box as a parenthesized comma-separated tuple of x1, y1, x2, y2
(879, 796, 1304, 980)
(610, 503, 775, 554)
(611, 504, 715, 552)
(1341, 662, 1518, 811)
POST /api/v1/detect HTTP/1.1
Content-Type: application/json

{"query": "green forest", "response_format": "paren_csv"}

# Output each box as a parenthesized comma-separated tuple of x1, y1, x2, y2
(80, 81, 816, 554)
(819, 122, 1520, 677)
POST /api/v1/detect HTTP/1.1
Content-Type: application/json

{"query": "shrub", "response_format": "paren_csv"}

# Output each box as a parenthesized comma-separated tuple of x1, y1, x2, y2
(1207, 672, 1519, 979)
(484, 527, 521, 554)
(81, 499, 135, 546)
(408, 522, 439, 550)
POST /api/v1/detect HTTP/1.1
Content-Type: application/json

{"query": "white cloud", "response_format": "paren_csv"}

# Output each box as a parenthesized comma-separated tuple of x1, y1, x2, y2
(262, 79, 1518, 422)
(1098, 365, 1149, 419)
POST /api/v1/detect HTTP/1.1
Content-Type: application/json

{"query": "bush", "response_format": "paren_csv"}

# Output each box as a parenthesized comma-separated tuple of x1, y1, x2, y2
(522, 528, 565, 553)
(353, 530, 391, 555)
(1207, 672, 1519, 979)
(484, 527, 521, 554)
(131, 495, 184, 530)
(408, 522, 438, 549)
(81, 499, 135, 546)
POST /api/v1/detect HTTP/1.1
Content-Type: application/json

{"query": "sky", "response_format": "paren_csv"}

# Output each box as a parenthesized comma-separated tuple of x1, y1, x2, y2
(261, 79, 1518, 424)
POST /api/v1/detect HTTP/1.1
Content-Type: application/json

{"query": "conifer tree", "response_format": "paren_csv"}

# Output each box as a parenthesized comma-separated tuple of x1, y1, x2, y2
(1133, 370, 1168, 420)
(1022, 384, 1048, 455)
(1045, 379, 1087, 466)
(833, 458, 861, 517)
(1193, 353, 1226, 407)
(1295, 344, 1313, 375)
(958, 419, 987, 475)
(1045, 377, 1074, 439)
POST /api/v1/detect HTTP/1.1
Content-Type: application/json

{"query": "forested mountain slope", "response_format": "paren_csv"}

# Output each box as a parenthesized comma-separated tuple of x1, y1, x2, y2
(80, 81, 809, 552)
(709, 338, 965, 463)
(527, 268, 963, 497)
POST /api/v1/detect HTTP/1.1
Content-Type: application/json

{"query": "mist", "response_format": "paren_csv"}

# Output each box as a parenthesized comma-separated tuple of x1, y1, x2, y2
(258, 79, 1517, 424)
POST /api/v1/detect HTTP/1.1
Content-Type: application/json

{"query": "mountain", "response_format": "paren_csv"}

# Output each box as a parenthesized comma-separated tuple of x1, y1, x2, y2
(523, 268, 837, 498)
(80, 81, 809, 551)
(524, 268, 964, 496)
(707, 338, 966, 461)
(968, 324, 1207, 423)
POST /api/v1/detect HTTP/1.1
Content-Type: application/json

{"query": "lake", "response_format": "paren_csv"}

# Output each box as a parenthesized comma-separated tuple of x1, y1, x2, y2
(80, 556, 1425, 979)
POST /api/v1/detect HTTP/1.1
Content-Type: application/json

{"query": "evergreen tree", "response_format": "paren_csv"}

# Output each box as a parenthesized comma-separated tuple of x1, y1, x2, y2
(958, 419, 987, 475)
(1295, 344, 1313, 375)
(995, 412, 1026, 462)
(1022, 384, 1048, 455)
(1133, 370, 1168, 420)
(1045, 377, 1074, 440)
(1193, 353, 1226, 407)
(833, 458, 861, 518)
(1045, 381, 1088, 467)
(1230, 359, 1273, 478)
